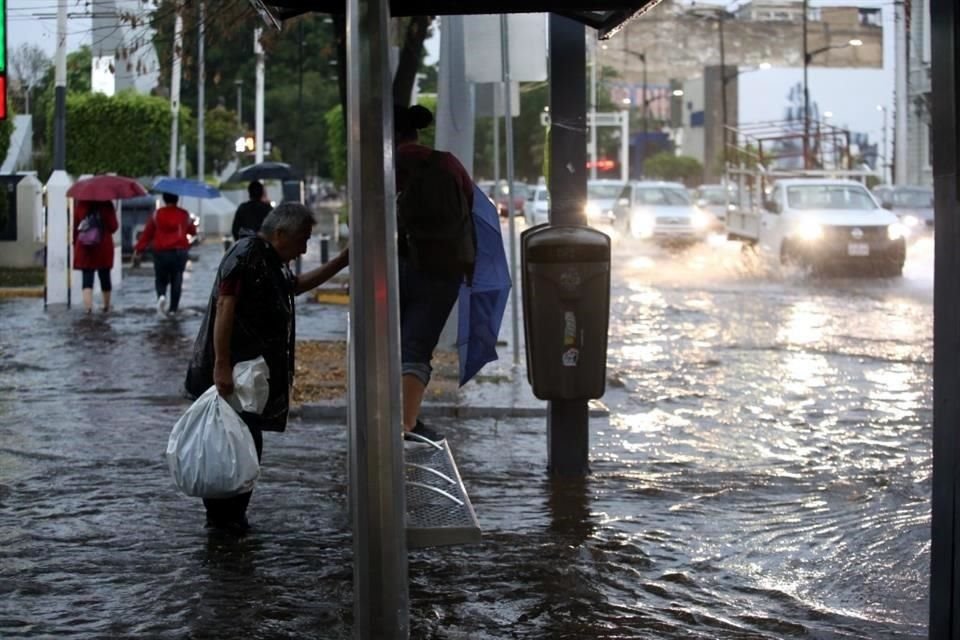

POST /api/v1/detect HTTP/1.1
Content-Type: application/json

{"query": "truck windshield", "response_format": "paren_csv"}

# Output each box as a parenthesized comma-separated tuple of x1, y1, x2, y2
(786, 185, 876, 211)
(588, 183, 626, 199)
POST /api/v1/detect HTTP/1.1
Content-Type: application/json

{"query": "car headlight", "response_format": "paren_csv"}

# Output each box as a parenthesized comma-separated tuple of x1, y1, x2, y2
(901, 215, 920, 228)
(888, 223, 908, 240)
(727, 203, 737, 212)
(631, 210, 655, 236)
(795, 221, 823, 241)
(692, 210, 711, 229)
(585, 203, 601, 219)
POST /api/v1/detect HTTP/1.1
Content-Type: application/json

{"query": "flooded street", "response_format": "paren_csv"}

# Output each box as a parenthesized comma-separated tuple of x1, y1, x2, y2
(0, 232, 931, 638)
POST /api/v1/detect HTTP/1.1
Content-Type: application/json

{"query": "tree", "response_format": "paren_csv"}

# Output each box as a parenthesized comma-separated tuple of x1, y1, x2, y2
(644, 152, 703, 186)
(9, 44, 51, 116)
(203, 105, 241, 176)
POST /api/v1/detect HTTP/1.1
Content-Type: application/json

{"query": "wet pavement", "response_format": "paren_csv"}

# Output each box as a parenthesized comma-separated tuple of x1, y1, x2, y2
(0, 229, 932, 638)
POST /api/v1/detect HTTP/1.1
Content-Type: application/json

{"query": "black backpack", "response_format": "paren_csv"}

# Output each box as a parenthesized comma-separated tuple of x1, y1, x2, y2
(397, 151, 476, 282)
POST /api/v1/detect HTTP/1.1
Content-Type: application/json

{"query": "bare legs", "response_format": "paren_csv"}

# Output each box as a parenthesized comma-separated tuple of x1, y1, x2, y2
(82, 288, 93, 313)
(402, 373, 427, 431)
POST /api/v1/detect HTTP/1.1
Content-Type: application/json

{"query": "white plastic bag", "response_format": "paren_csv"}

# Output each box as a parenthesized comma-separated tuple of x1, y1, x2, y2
(166, 390, 260, 499)
(227, 356, 270, 415)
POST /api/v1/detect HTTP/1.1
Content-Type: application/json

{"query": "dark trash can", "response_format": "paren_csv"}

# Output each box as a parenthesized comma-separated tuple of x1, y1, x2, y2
(521, 225, 611, 400)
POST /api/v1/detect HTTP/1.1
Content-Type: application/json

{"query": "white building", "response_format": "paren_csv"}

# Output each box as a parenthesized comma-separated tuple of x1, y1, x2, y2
(91, 0, 160, 96)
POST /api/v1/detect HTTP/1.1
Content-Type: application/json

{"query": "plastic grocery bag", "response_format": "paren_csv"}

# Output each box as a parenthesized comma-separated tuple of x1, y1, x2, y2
(227, 356, 270, 415)
(166, 389, 261, 499)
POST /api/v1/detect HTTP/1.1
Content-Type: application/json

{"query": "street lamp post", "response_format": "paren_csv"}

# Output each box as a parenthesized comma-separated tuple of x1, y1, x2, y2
(235, 78, 243, 128)
(802, 0, 863, 169)
(877, 104, 888, 183)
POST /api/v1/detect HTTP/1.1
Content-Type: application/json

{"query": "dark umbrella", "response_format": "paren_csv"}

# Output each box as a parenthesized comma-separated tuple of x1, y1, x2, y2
(457, 185, 512, 386)
(226, 161, 301, 183)
(153, 177, 221, 199)
(67, 175, 148, 200)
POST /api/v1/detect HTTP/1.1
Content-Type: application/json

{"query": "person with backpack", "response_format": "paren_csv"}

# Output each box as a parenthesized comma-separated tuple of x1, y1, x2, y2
(132, 192, 198, 316)
(73, 199, 119, 314)
(394, 104, 476, 444)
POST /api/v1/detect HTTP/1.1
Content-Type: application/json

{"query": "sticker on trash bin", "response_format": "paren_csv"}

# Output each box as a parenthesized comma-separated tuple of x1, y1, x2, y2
(559, 269, 581, 292)
(563, 311, 577, 346)
(562, 348, 579, 367)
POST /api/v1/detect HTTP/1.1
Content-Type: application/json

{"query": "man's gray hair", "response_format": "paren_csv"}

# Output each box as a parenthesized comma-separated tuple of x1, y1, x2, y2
(260, 202, 316, 236)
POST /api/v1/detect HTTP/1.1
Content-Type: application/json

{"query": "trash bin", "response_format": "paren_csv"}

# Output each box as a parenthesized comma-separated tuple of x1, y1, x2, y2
(521, 225, 610, 400)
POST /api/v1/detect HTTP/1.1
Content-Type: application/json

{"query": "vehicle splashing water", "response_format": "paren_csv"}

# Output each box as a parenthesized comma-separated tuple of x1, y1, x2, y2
(0, 237, 931, 638)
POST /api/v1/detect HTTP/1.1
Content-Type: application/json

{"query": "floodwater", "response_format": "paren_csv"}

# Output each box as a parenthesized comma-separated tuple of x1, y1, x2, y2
(0, 231, 931, 638)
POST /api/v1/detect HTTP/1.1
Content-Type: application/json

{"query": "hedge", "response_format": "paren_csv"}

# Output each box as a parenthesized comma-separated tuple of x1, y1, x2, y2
(59, 92, 194, 177)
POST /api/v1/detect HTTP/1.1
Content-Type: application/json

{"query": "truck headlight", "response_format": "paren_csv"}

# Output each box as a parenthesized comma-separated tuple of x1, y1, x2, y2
(888, 223, 908, 240)
(796, 221, 823, 241)
(585, 203, 600, 219)
(901, 215, 920, 228)
(631, 210, 655, 237)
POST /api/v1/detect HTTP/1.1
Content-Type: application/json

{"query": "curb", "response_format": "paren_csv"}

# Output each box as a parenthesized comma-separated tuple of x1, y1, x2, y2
(0, 287, 43, 298)
(293, 402, 609, 420)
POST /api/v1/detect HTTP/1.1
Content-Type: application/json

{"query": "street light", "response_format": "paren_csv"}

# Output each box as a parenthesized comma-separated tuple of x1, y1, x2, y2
(877, 104, 888, 183)
(802, 0, 863, 168)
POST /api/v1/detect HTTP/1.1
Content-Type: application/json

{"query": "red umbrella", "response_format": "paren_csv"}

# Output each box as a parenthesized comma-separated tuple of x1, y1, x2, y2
(67, 175, 148, 201)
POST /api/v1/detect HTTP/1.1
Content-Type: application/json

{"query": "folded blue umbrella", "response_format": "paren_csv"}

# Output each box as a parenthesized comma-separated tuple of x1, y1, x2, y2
(457, 185, 512, 386)
(153, 177, 221, 199)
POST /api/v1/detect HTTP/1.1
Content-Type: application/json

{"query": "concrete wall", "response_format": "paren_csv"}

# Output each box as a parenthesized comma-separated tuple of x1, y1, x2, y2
(0, 174, 44, 268)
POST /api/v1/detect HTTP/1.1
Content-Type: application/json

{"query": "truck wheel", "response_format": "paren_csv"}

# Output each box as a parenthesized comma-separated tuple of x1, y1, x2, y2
(880, 261, 904, 278)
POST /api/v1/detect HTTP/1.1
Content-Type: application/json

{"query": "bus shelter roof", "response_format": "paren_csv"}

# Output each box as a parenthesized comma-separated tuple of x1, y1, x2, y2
(251, 1, 661, 38)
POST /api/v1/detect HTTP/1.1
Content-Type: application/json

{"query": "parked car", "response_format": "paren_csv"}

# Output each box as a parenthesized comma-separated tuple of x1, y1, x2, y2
(872, 184, 934, 233)
(615, 181, 712, 245)
(586, 179, 627, 226)
(526, 184, 550, 225)
(692, 183, 738, 231)
(727, 178, 906, 276)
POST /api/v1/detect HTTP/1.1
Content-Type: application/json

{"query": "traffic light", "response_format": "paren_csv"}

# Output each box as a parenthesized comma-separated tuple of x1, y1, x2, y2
(0, 0, 6, 120)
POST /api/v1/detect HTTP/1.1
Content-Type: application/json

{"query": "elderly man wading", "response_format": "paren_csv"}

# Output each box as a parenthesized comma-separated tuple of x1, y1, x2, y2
(184, 202, 348, 534)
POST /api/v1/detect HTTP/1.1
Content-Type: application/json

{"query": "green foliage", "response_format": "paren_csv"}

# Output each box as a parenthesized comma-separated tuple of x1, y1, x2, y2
(324, 105, 346, 187)
(203, 105, 240, 174)
(151, 5, 340, 178)
(59, 92, 193, 177)
(474, 81, 550, 182)
(34, 47, 92, 147)
(644, 152, 704, 186)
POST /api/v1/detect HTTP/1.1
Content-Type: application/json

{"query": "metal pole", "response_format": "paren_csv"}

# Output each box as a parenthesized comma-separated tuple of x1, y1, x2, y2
(235, 80, 242, 127)
(929, 0, 960, 635)
(254, 27, 265, 164)
(500, 15, 520, 365)
(547, 14, 590, 477)
(493, 97, 500, 188)
(719, 14, 728, 174)
(589, 32, 598, 180)
(802, 0, 810, 170)
(169, 6, 183, 177)
(197, 2, 205, 226)
(346, 0, 408, 635)
(893, 0, 908, 184)
(881, 106, 888, 182)
(641, 53, 647, 176)
(53, 0, 67, 171)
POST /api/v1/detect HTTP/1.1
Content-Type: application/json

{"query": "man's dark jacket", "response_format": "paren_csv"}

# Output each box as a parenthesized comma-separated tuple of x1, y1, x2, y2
(185, 237, 296, 432)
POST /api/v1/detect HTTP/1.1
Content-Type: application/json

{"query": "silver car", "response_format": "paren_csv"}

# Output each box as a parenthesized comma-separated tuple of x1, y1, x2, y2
(586, 179, 627, 227)
(617, 181, 713, 245)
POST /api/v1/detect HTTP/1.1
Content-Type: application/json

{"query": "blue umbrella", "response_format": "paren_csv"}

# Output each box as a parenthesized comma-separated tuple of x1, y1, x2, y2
(457, 185, 512, 386)
(153, 177, 221, 199)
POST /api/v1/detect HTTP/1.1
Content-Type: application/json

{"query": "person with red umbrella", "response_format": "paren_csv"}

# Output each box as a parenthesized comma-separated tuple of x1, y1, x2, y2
(73, 200, 119, 313)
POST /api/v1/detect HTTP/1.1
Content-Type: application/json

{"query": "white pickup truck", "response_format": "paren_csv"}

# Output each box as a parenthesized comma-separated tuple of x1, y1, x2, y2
(726, 178, 907, 276)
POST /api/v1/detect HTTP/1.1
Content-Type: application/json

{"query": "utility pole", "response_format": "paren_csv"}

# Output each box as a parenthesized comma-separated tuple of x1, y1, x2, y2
(589, 32, 598, 179)
(53, 0, 67, 170)
(169, 4, 183, 177)
(254, 27, 265, 164)
(718, 13, 728, 173)
(500, 15, 520, 365)
(641, 52, 647, 176)
(197, 2, 205, 184)
(802, 0, 810, 170)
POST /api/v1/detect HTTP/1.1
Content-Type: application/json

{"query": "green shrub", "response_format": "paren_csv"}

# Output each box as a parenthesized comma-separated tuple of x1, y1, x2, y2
(644, 152, 703, 186)
(59, 92, 193, 177)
